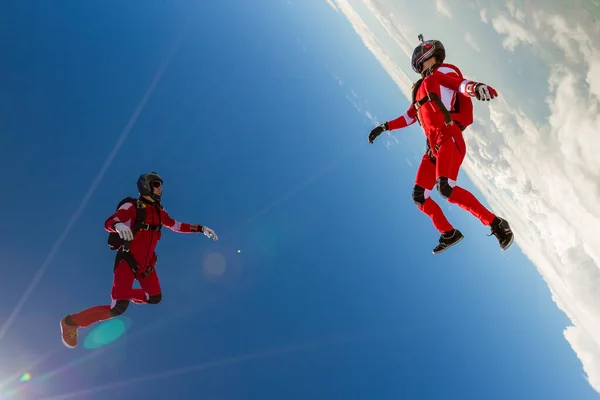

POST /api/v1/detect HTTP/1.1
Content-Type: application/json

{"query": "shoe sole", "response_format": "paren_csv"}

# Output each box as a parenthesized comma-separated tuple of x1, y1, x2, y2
(60, 320, 76, 349)
(501, 232, 515, 251)
(432, 234, 464, 255)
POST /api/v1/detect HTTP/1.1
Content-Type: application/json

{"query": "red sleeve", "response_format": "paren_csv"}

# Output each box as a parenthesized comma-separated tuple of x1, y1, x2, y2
(386, 104, 418, 130)
(433, 68, 474, 96)
(104, 201, 137, 232)
(160, 208, 203, 234)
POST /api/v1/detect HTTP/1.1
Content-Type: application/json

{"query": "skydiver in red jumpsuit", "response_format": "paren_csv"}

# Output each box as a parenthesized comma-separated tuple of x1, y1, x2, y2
(368, 35, 514, 254)
(59, 172, 218, 348)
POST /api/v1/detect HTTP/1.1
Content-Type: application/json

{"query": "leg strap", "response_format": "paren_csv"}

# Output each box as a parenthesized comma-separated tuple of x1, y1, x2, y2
(115, 250, 154, 278)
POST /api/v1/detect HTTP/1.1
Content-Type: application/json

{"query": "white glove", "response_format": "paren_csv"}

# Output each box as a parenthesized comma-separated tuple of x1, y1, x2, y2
(475, 84, 497, 101)
(464, 81, 498, 101)
(114, 222, 134, 241)
(202, 226, 218, 241)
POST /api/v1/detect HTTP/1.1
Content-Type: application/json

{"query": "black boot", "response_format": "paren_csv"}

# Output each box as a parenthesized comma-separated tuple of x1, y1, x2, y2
(489, 216, 514, 251)
(432, 229, 464, 254)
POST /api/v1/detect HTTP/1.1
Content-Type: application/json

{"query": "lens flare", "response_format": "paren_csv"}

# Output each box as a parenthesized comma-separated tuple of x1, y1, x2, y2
(83, 317, 132, 349)
(18, 373, 31, 383)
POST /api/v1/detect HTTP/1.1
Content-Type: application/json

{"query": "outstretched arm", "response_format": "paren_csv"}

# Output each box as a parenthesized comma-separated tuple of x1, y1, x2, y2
(368, 104, 417, 144)
(160, 208, 219, 240)
(386, 104, 418, 130)
(433, 69, 498, 101)
(160, 208, 201, 233)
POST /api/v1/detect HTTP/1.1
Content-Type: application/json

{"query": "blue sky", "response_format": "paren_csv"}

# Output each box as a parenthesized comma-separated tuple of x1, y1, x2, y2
(0, 0, 598, 399)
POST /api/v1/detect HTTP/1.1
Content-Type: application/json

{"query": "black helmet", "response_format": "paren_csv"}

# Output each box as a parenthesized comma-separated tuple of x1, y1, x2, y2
(411, 34, 445, 76)
(137, 172, 163, 201)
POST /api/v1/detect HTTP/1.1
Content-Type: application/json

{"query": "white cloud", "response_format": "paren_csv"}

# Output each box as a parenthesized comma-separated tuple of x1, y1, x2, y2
(540, 12, 600, 100)
(491, 14, 537, 51)
(464, 32, 481, 52)
(334, 0, 600, 393)
(325, 0, 340, 13)
(365, 110, 378, 126)
(361, 0, 416, 62)
(480, 8, 488, 23)
(464, 67, 600, 391)
(435, 0, 452, 19)
(330, 0, 414, 99)
(346, 94, 361, 112)
(507, 2, 526, 23)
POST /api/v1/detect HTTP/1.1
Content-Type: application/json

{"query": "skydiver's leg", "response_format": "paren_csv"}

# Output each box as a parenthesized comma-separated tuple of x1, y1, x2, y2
(435, 131, 495, 226)
(413, 150, 454, 233)
(435, 131, 514, 250)
(68, 261, 136, 325)
(138, 267, 162, 305)
(60, 261, 137, 348)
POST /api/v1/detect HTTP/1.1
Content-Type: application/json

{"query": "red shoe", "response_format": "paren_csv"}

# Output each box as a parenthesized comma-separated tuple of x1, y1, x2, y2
(60, 316, 78, 349)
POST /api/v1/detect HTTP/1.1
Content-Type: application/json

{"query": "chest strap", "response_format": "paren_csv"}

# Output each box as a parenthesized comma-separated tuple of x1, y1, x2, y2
(414, 92, 453, 126)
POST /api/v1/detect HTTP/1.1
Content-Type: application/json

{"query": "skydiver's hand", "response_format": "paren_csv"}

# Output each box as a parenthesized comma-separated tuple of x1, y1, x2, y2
(369, 122, 388, 143)
(201, 226, 218, 241)
(114, 222, 133, 241)
(474, 83, 498, 101)
(465, 81, 498, 101)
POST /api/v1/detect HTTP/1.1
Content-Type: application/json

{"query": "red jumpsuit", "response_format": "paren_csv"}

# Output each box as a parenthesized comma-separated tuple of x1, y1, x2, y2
(387, 63, 496, 233)
(68, 197, 201, 328)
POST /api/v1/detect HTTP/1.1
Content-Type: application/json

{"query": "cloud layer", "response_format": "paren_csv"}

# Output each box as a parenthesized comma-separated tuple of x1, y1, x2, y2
(482, 2, 600, 392)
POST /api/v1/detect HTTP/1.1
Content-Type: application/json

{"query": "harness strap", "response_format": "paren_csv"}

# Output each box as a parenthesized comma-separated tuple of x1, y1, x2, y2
(425, 140, 436, 164)
(133, 222, 162, 232)
(112, 199, 160, 279)
(412, 77, 467, 165)
(414, 92, 453, 126)
(114, 248, 154, 278)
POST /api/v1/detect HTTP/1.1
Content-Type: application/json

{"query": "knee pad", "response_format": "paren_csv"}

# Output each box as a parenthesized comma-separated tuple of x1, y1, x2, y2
(436, 177, 454, 199)
(109, 299, 130, 317)
(412, 185, 426, 206)
(147, 293, 162, 304)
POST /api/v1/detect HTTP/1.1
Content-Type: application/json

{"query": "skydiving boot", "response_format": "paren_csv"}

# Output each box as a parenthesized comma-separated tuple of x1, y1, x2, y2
(432, 229, 464, 254)
(489, 216, 514, 251)
(60, 315, 79, 349)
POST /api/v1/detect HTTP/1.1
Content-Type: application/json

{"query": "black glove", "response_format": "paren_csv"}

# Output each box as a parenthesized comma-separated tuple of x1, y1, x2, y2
(369, 122, 389, 144)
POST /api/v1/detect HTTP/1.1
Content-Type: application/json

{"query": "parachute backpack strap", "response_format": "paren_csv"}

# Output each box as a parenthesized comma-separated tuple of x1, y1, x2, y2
(130, 199, 147, 233)
(414, 92, 453, 126)
(411, 78, 423, 105)
(143, 201, 163, 232)
(131, 199, 162, 233)
(411, 78, 424, 125)
(411, 77, 452, 126)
